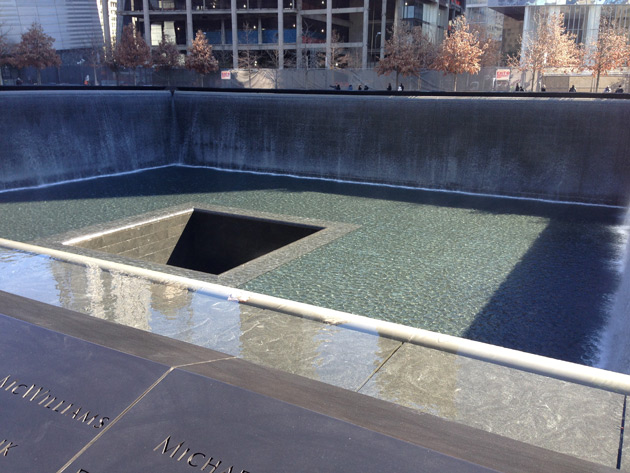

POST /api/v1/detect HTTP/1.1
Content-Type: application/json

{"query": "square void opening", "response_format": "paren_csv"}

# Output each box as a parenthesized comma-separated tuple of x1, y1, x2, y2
(71, 209, 323, 276)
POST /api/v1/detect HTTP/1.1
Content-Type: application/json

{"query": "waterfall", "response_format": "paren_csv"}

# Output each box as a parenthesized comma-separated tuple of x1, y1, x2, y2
(597, 208, 630, 374)
(0, 90, 173, 191)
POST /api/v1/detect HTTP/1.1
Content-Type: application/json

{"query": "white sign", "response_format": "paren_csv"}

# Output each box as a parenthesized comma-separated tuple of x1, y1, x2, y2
(495, 69, 510, 81)
(221, 71, 231, 80)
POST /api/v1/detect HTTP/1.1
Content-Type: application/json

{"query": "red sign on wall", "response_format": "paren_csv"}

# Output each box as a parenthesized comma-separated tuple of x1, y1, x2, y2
(495, 69, 510, 81)
(221, 71, 231, 80)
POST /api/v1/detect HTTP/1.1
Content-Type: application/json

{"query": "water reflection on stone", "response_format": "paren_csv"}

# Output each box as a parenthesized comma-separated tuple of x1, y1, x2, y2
(0, 248, 399, 389)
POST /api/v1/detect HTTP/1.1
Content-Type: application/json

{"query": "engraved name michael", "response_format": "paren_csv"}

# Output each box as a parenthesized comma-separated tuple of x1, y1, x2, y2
(154, 436, 251, 472)
(0, 375, 109, 429)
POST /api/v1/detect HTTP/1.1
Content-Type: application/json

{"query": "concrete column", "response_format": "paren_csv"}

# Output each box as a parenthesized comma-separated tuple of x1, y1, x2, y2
(326, 0, 332, 68)
(380, 0, 386, 59)
(361, 0, 369, 68)
(393, 0, 403, 33)
(101, 0, 111, 52)
(296, 0, 303, 68)
(520, 6, 533, 88)
(521, 6, 532, 63)
(278, 0, 285, 69)
(232, 0, 239, 68)
(186, 0, 194, 46)
(221, 19, 226, 44)
(258, 17, 263, 43)
(143, 0, 151, 44)
(116, 1, 124, 43)
(584, 5, 601, 55)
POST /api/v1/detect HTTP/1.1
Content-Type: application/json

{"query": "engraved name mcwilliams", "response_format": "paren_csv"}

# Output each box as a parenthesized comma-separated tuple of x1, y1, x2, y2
(0, 375, 109, 429)
(0, 439, 17, 457)
(154, 436, 251, 472)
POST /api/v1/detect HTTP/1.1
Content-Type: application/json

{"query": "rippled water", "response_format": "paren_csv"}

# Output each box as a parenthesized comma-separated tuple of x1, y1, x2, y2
(0, 166, 625, 365)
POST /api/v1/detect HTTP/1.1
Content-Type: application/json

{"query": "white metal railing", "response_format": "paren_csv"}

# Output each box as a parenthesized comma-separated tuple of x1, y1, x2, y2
(2, 237, 630, 395)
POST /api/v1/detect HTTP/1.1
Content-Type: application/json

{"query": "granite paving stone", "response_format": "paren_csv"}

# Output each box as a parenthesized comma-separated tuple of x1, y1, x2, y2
(233, 307, 402, 391)
(618, 397, 630, 471)
(358, 342, 624, 468)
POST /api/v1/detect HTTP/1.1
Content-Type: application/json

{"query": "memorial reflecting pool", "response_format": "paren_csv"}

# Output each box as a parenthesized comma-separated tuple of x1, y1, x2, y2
(0, 165, 625, 366)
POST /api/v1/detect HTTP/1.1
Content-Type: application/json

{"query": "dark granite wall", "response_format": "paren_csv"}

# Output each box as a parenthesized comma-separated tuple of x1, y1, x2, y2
(2, 89, 629, 205)
(175, 91, 630, 205)
(0, 90, 174, 191)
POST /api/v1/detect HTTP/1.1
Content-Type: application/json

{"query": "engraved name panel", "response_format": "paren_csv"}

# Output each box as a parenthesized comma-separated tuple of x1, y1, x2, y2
(65, 369, 497, 472)
(0, 314, 168, 473)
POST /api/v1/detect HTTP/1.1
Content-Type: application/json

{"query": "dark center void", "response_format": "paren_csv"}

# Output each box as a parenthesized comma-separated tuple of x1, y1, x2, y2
(72, 208, 323, 276)
(168, 210, 322, 274)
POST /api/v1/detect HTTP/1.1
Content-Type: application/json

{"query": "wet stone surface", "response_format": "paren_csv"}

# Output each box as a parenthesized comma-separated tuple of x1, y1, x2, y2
(359, 343, 625, 467)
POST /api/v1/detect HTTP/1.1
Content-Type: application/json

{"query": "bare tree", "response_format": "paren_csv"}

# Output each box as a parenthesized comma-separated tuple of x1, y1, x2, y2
(344, 48, 363, 69)
(376, 24, 436, 88)
(153, 33, 182, 86)
(0, 21, 14, 86)
(585, 17, 629, 92)
(237, 23, 260, 88)
(433, 15, 485, 92)
(13, 22, 61, 84)
(83, 33, 106, 86)
(185, 30, 219, 87)
(264, 32, 296, 89)
(114, 24, 151, 85)
(329, 30, 348, 68)
(104, 47, 122, 85)
(509, 11, 582, 91)
(300, 20, 326, 70)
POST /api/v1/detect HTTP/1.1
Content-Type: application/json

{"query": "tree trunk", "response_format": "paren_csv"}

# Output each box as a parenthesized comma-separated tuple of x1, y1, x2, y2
(133, 68, 138, 86)
(595, 70, 601, 93)
(531, 69, 537, 92)
(37, 69, 42, 85)
(453, 74, 458, 92)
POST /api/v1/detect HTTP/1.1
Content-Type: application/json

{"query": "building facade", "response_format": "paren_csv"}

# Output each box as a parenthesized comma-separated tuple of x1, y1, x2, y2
(487, 0, 630, 64)
(0, 0, 103, 52)
(117, 0, 465, 69)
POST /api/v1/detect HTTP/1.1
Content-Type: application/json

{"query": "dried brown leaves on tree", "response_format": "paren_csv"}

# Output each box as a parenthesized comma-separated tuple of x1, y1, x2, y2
(433, 15, 485, 91)
(114, 24, 151, 84)
(153, 34, 181, 71)
(509, 11, 582, 91)
(376, 24, 436, 87)
(185, 30, 218, 82)
(585, 17, 629, 92)
(13, 22, 61, 84)
(471, 24, 502, 67)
